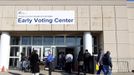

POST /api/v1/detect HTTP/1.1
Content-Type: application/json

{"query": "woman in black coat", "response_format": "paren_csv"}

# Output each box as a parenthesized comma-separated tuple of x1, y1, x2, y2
(77, 49, 84, 75)
(29, 50, 40, 75)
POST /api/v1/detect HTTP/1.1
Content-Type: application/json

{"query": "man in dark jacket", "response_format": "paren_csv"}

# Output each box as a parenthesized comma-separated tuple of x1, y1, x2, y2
(77, 49, 84, 75)
(29, 50, 40, 75)
(102, 51, 112, 75)
(84, 49, 91, 74)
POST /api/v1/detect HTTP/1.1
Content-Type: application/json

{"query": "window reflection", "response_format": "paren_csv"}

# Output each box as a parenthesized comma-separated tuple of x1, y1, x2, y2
(10, 36, 20, 45)
(43, 36, 53, 45)
(66, 36, 75, 46)
(22, 36, 31, 45)
(76, 36, 83, 46)
(9, 58, 19, 67)
(10, 47, 19, 56)
(11, 36, 83, 46)
(55, 36, 64, 45)
(32, 36, 42, 45)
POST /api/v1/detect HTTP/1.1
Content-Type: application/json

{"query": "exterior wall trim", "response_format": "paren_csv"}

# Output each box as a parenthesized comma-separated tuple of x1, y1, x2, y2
(0, 0, 126, 6)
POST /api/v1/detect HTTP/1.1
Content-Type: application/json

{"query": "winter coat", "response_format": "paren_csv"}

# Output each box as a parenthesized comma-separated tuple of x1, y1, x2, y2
(29, 53, 40, 73)
(77, 50, 84, 62)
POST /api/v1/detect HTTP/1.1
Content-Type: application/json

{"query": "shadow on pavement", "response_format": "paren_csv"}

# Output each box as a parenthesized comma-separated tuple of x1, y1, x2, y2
(8, 72, 21, 75)
(54, 70, 78, 75)
(8, 72, 45, 75)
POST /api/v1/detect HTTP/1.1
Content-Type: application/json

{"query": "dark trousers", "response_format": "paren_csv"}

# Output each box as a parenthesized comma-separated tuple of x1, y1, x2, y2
(97, 65, 105, 74)
(78, 65, 83, 75)
(84, 62, 90, 73)
(48, 62, 52, 75)
(65, 62, 72, 73)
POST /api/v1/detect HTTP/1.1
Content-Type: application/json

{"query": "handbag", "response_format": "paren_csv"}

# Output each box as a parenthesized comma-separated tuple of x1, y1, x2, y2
(96, 64, 99, 71)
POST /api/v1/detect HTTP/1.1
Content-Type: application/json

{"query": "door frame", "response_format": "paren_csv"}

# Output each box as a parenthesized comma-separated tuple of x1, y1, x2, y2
(32, 46, 43, 61)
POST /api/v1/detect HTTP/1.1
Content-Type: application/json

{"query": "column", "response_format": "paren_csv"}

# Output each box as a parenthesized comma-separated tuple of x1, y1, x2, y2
(0, 32, 10, 72)
(0, 34, 1, 63)
(83, 32, 93, 55)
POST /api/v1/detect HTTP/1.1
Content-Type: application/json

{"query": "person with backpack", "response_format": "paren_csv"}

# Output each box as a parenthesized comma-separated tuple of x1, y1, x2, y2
(84, 49, 91, 74)
(102, 51, 112, 75)
(65, 52, 73, 73)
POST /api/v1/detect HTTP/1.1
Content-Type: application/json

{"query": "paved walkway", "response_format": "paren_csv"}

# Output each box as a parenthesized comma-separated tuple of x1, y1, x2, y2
(0, 70, 134, 75)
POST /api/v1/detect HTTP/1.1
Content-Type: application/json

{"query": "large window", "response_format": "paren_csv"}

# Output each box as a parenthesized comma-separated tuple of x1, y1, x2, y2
(10, 36, 20, 45)
(66, 36, 76, 46)
(11, 36, 83, 46)
(55, 36, 64, 45)
(21, 36, 31, 45)
(10, 47, 19, 56)
(32, 36, 42, 45)
(9, 58, 19, 68)
(93, 36, 99, 54)
(76, 36, 83, 46)
(43, 36, 54, 45)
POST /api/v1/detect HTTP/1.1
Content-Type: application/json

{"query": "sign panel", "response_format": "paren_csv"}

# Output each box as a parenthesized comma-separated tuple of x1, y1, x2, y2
(17, 11, 75, 24)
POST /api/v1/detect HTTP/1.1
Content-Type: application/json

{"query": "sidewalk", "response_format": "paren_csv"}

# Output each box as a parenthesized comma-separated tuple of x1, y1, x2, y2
(0, 70, 134, 75)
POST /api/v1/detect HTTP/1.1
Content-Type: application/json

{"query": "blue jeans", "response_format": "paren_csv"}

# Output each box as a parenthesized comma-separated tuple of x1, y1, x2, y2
(97, 65, 105, 75)
(103, 65, 112, 75)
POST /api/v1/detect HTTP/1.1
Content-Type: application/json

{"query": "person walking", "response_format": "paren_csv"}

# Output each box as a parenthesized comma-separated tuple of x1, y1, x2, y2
(84, 49, 91, 74)
(77, 49, 84, 75)
(58, 52, 65, 70)
(65, 52, 73, 73)
(102, 51, 112, 75)
(47, 50, 54, 75)
(20, 52, 25, 71)
(96, 49, 105, 75)
(29, 50, 40, 75)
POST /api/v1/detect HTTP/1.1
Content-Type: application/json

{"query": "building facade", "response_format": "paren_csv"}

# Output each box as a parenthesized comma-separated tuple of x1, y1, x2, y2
(0, 0, 133, 72)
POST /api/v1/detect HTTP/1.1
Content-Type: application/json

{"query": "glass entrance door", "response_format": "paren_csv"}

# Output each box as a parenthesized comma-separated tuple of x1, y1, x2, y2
(32, 46, 43, 61)
(20, 46, 55, 62)
(21, 46, 32, 60)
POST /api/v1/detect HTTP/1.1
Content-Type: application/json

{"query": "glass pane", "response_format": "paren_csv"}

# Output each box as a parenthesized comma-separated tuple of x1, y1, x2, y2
(22, 47, 26, 56)
(43, 47, 51, 57)
(9, 58, 19, 68)
(10, 47, 19, 56)
(21, 36, 31, 45)
(55, 36, 64, 45)
(27, 47, 32, 57)
(93, 36, 98, 54)
(32, 36, 42, 45)
(76, 36, 83, 46)
(10, 36, 20, 45)
(43, 36, 53, 45)
(66, 36, 75, 46)
(21, 47, 32, 57)
(32, 47, 41, 60)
